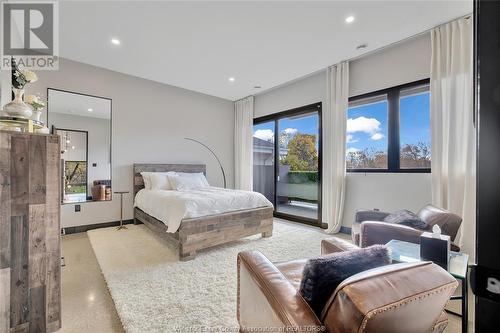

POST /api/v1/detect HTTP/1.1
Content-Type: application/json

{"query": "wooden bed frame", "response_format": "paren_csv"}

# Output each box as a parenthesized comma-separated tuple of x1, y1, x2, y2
(133, 163, 274, 261)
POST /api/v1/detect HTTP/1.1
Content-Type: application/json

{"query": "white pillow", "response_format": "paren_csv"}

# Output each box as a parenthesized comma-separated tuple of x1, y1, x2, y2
(168, 172, 209, 191)
(141, 172, 177, 190)
(140, 172, 152, 190)
(175, 172, 210, 186)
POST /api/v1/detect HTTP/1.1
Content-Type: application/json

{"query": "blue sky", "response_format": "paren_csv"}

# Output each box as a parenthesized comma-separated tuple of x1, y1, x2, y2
(347, 92, 430, 153)
(253, 92, 430, 153)
(253, 113, 319, 143)
(347, 101, 388, 153)
(399, 92, 431, 147)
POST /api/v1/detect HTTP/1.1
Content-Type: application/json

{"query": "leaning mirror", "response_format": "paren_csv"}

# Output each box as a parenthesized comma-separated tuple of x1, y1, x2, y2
(47, 89, 112, 204)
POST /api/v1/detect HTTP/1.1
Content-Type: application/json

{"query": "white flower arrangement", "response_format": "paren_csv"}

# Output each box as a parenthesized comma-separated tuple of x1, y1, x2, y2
(22, 70, 38, 83)
(13, 68, 38, 89)
(25, 94, 46, 111)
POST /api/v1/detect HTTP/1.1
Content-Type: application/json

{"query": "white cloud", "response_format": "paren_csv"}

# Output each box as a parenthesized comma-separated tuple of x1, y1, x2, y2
(370, 133, 384, 140)
(253, 129, 274, 142)
(347, 147, 360, 153)
(347, 116, 381, 135)
(282, 128, 298, 136)
(346, 134, 358, 143)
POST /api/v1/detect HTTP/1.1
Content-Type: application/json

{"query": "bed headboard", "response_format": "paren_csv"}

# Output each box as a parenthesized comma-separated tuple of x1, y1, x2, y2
(133, 163, 206, 195)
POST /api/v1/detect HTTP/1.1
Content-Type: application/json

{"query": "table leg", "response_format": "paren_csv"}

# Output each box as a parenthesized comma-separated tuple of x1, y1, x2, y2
(117, 193, 127, 230)
(462, 275, 468, 333)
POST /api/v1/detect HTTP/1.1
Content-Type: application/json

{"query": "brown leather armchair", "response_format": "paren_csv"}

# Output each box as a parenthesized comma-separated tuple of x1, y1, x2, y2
(237, 238, 458, 333)
(352, 205, 462, 251)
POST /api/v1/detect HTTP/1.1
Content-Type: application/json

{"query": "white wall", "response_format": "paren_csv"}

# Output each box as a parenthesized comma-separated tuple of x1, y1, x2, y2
(0, 70, 11, 107)
(254, 33, 432, 228)
(28, 58, 234, 228)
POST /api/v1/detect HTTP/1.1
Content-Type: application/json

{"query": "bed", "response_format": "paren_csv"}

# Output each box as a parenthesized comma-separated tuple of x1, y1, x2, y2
(133, 163, 274, 261)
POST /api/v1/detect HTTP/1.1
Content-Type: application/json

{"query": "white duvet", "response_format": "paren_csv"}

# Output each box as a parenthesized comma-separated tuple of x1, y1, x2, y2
(134, 187, 273, 233)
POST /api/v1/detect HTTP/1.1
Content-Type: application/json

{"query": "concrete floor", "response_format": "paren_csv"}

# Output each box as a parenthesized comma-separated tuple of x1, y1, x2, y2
(58, 221, 464, 333)
(58, 233, 123, 333)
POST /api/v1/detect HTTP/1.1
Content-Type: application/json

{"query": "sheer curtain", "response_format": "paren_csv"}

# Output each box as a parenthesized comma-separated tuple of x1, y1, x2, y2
(431, 17, 475, 255)
(323, 62, 349, 233)
(234, 96, 254, 191)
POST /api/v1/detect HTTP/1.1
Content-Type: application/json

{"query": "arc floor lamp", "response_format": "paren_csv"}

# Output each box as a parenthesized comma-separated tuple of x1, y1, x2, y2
(184, 137, 227, 188)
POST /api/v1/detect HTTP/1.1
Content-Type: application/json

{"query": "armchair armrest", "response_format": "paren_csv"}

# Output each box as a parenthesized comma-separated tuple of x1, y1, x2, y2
(360, 221, 461, 251)
(360, 221, 423, 247)
(237, 251, 322, 333)
(321, 237, 359, 254)
(355, 209, 390, 222)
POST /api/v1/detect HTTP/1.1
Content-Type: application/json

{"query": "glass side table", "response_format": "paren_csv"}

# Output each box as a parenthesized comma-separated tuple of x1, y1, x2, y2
(386, 240, 469, 333)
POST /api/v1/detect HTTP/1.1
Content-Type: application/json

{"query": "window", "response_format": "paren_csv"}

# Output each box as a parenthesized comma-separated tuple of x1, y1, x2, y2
(347, 79, 430, 172)
(399, 86, 431, 169)
(64, 161, 88, 200)
(346, 95, 389, 169)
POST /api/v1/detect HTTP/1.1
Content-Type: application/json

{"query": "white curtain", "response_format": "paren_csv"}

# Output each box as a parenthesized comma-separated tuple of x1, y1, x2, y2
(323, 62, 349, 233)
(431, 17, 475, 256)
(234, 96, 254, 191)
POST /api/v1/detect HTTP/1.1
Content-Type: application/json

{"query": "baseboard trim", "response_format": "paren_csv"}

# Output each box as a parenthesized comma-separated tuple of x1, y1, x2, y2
(62, 219, 136, 235)
(339, 226, 352, 235)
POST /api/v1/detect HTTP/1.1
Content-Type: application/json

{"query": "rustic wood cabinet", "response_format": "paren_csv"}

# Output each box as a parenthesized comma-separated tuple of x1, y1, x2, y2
(0, 131, 61, 333)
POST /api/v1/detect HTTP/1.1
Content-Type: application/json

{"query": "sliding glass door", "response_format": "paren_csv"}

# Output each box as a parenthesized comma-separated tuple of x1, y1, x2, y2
(253, 103, 322, 225)
(253, 121, 275, 204)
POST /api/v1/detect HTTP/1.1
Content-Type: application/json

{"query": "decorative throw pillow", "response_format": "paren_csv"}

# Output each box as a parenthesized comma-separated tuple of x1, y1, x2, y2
(383, 209, 427, 229)
(299, 245, 390, 316)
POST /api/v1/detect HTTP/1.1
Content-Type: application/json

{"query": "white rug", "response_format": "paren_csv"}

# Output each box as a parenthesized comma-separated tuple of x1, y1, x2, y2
(87, 220, 336, 333)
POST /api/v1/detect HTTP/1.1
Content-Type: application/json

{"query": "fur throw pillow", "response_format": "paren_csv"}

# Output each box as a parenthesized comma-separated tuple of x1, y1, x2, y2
(383, 209, 427, 229)
(299, 245, 391, 316)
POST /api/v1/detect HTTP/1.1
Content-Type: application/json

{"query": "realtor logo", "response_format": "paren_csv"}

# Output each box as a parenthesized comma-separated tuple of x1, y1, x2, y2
(1, 1, 59, 69)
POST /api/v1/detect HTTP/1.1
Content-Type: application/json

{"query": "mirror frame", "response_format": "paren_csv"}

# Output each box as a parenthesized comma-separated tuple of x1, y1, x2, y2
(47, 88, 113, 204)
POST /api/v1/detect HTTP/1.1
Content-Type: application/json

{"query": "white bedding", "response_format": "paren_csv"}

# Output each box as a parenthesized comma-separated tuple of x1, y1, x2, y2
(134, 187, 273, 233)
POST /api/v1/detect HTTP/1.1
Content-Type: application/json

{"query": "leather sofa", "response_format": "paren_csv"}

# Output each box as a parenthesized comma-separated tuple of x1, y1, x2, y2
(352, 205, 462, 251)
(237, 237, 458, 333)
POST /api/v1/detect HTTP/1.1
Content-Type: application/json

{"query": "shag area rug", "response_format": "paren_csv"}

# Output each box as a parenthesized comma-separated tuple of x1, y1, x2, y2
(87, 220, 337, 333)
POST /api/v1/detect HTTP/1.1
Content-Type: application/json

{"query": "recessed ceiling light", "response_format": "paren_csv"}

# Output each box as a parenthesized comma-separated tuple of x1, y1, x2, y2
(71, 146, 75, 150)
(111, 38, 121, 45)
(254, 86, 262, 89)
(228, 77, 235, 82)
(345, 16, 355, 23)
(87, 108, 93, 112)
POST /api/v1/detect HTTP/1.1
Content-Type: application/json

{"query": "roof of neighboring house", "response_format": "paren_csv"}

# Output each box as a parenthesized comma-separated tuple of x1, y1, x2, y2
(253, 136, 274, 148)
(253, 137, 289, 157)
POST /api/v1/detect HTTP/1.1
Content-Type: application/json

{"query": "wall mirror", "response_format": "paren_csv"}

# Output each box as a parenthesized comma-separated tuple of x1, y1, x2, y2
(48, 88, 112, 204)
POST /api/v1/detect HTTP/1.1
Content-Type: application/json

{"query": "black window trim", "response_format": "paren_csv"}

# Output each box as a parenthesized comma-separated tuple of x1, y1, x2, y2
(253, 102, 325, 228)
(347, 78, 431, 174)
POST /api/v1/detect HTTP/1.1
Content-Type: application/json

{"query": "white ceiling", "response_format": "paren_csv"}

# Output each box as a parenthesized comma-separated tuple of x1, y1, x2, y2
(58, 1, 472, 101)
(48, 89, 111, 119)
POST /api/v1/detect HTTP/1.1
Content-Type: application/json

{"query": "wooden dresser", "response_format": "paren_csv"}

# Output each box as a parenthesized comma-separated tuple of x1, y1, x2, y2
(0, 131, 61, 333)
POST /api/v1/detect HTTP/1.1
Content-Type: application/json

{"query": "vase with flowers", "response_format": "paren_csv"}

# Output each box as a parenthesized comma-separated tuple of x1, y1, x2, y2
(26, 95, 46, 122)
(3, 65, 38, 118)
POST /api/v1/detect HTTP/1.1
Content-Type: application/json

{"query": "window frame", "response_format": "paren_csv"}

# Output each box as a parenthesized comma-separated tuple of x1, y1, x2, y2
(253, 102, 324, 228)
(347, 78, 431, 173)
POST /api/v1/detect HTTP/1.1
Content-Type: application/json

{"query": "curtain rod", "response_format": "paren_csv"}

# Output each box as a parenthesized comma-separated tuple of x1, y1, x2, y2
(253, 13, 472, 98)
